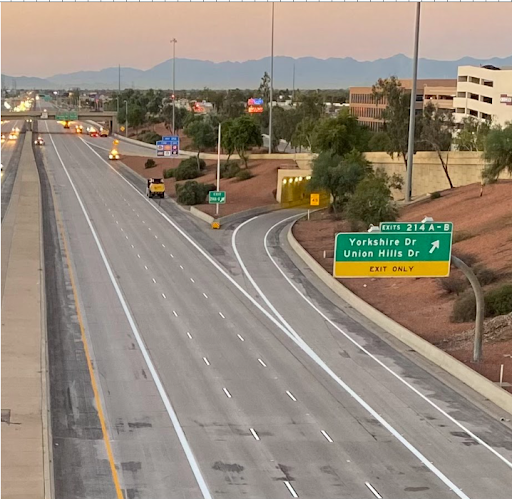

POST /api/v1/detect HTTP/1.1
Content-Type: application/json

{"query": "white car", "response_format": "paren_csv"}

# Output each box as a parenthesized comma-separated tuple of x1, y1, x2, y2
(34, 137, 45, 146)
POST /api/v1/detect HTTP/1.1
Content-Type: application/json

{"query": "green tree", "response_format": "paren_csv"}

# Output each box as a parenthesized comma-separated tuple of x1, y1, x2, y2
(296, 92, 325, 121)
(291, 117, 316, 150)
(482, 124, 512, 185)
(273, 108, 300, 152)
(128, 105, 145, 131)
(368, 131, 392, 152)
(184, 119, 217, 170)
(419, 102, 455, 188)
(346, 169, 399, 228)
(161, 105, 189, 134)
(258, 72, 271, 105)
(312, 109, 367, 156)
(220, 119, 236, 160)
(372, 76, 415, 170)
(222, 89, 246, 120)
(454, 116, 492, 151)
(309, 151, 371, 214)
(229, 115, 263, 168)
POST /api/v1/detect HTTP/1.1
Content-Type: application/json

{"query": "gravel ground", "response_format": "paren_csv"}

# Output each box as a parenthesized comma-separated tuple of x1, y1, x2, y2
(293, 181, 512, 391)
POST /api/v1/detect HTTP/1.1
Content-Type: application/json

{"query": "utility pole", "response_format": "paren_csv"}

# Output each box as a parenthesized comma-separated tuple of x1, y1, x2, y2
(171, 38, 177, 135)
(268, 2, 275, 154)
(216, 123, 221, 217)
(405, 2, 421, 203)
(292, 63, 295, 104)
(124, 100, 128, 138)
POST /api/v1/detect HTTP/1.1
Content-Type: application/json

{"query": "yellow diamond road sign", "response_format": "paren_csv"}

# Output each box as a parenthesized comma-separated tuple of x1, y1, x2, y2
(212, 221, 220, 230)
(120, 126, 125, 132)
(310, 193, 320, 206)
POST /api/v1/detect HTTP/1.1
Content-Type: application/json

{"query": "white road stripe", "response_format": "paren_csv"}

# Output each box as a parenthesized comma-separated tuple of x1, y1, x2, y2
(180, 265, 184, 270)
(284, 481, 298, 498)
(237, 334, 245, 342)
(203, 293, 208, 299)
(120, 228, 124, 231)
(155, 235, 158, 239)
(115, 221, 118, 224)
(82, 138, 484, 497)
(137, 254, 140, 258)
(286, 390, 297, 402)
(187, 332, 193, 339)
(144, 265, 148, 270)
(321, 430, 333, 443)
(142, 220, 145, 223)
(55, 134, 214, 499)
(222, 388, 232, 398)
(365, 482, 382, 499)
(152, 278, 157, 283)
(257, 358, 267, 367)
(203, 357, 210, 366)
(170, 253, 174, 258)
(162, 293, 167, 299)
(148, 227, 151, 231)
(219, 312, 225, 319)
(125, 236, 129, 239)
(190, 278, 195, 283)
(131, 244, 134, 248)
(249, 428, 260, 441)
(162, 244, 166, 248)
(173, 310, 178, 317)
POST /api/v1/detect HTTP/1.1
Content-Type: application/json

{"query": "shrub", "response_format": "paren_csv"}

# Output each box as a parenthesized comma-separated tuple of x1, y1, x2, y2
(485, 284, 512, 317)
(473, 265, 498, 286)
(180, 156, 206, 171)
(145, 159, 156, 169)
(176, 181, 215, 205)
(220, 160, 241, 179)
(451, 291, 477, 323)
(451, 250, 478, 267)
(174, 161, 200, 181)
(437, 276, 468, 295)
(236, 169, 252, 181)
(139, 131, 162, 145)
(430, 191, 441, 200)
(163, 168, 174, 179)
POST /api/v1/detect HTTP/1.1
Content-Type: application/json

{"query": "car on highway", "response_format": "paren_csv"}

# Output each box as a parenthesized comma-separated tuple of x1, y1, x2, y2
(100, 128, 109, 137)
(34, 136, 45, 146)
(108, 148, 120, 160)
(89, 129, 99, 137)
(8, 133, 17, 140)
(1, 134, 5, 143)
(63, 121, 70, 129)
(75, 125, 83, 134)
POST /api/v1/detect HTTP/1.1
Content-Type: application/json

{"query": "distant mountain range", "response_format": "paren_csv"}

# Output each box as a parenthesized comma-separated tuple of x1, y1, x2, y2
(3, 54, 512, 90)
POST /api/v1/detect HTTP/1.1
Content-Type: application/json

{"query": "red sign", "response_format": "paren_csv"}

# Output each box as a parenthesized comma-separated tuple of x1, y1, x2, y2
(500, 94, 512, 106)
(248, 105, 264, 114)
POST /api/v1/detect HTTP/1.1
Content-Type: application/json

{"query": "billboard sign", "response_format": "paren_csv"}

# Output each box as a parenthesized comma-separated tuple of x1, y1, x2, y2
(247, 97, 264, 113)
(156, 136, 179, 157)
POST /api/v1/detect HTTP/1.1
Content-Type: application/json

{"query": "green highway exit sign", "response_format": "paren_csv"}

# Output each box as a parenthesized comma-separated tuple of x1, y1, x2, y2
(56, 111, 78, 121)
(209, 191, 226, 204)
(333, 226, 453, 278)
(381, 222, 453, 233)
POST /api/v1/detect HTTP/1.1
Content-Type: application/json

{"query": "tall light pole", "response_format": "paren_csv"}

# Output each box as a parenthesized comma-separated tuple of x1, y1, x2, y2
(216, 123, 221, 217)
(117, 64, 120, 132)
(124, 100, 128, 138)
(171, 38, 177, 135)
(268, 2, 275, 154)
(405, 2, 421, 203)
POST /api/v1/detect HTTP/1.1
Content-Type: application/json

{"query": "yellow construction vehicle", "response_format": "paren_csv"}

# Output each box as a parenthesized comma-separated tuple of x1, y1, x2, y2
(109, 148, 120, 160)
(63, 121, 70, 129)
(146, 178, 165, 199)
(100, 127, 109, 137)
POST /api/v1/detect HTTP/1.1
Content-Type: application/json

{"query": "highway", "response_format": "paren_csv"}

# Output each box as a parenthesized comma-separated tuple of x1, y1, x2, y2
(37, 117, 512, 499)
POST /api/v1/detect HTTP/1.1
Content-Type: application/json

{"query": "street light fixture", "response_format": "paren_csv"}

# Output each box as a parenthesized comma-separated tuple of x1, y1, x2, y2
(171, 38, 177, 135)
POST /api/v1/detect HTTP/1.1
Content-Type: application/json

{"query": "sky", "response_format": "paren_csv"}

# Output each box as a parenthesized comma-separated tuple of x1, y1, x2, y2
(2, 3, 512, 77)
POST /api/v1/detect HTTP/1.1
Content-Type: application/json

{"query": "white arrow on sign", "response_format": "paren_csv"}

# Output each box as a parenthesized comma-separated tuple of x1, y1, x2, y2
(429, 240, 440, 253)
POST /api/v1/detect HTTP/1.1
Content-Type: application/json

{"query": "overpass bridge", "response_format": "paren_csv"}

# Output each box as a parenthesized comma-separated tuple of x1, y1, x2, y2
(1, 110, 118, 133)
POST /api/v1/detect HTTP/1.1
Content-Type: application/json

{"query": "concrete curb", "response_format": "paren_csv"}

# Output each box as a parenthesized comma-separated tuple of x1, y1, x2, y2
(287, 218, 512, 416)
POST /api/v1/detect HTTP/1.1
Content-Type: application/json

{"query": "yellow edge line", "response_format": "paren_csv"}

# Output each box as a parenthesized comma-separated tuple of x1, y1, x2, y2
(51, 182, 124, 499)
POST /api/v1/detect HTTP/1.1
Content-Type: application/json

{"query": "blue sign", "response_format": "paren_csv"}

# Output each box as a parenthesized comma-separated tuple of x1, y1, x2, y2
(156, 136, 180, 157)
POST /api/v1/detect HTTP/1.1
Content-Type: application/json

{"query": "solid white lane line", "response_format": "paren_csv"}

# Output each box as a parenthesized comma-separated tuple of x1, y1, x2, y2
(257, 358, 267, 367)
(365, 482, 382, 499)
(219, 312, 225, 319)
(203, 293, 208, 299)
(223, 388, 232, 399)
(321, 430, 333, 443)
(249, 428, 260, 441)
(173, 310, 178, 317)
(190, 278, 195, 283)
(82, 139, 482, 495)
(152, 278, 157, 283)
(257, 215, 512, 472)
(56, 136, 214, 499)
(187, 332, 193, 339)
(286, 390, 297, 402)
(237, 334, 245, 342)
(284, 481, 298, 498)
(203, 357, 210, 366)
(162, 293, 167, 299)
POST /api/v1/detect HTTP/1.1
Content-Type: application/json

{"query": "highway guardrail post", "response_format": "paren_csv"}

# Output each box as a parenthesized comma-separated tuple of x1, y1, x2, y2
(451, 255, 484, 363)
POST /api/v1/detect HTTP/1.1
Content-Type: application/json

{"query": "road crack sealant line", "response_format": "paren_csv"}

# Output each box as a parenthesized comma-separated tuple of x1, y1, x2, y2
(254, 213, 512, 473)
(49, 131, 213, 499)
(81, 138, 473, 499)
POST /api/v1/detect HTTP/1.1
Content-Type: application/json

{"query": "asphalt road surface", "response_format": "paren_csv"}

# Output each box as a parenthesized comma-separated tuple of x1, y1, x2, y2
(39, 117, 512, 499)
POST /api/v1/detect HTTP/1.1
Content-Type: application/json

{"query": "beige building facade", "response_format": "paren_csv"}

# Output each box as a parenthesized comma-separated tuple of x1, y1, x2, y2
(453, 65, 512, 126)
(349, 79, 457, 131)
